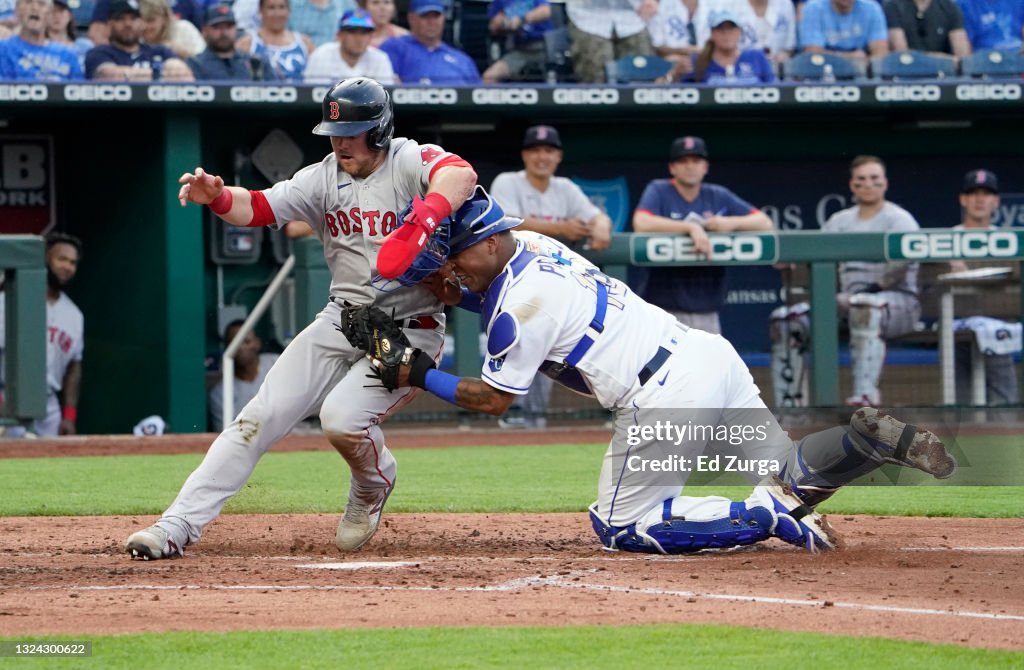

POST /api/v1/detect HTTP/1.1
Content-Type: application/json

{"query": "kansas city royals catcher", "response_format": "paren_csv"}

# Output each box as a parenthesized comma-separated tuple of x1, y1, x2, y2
(365, 188, 957, 554)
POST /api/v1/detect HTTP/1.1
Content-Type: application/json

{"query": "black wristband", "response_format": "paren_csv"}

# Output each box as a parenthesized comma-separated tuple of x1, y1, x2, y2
(407, 349, 437, 388)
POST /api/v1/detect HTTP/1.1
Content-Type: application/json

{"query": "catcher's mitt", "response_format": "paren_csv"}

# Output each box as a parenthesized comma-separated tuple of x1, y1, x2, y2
(338, 304, 405, 352)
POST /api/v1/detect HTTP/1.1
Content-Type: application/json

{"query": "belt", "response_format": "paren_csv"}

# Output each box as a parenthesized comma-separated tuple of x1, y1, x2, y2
(637, 346, 671, 386)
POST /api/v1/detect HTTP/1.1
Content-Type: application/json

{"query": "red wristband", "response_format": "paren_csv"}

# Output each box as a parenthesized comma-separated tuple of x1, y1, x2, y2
(209, 188, 233, 215)
(62, 406, 77, 422)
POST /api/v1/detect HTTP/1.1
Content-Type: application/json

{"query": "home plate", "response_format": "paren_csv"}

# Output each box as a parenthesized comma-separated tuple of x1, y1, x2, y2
(296, 561, 418, 570)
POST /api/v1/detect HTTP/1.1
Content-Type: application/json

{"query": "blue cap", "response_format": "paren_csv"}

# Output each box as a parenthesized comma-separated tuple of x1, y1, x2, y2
(708, 8, 741, 29)
(338, 8, 375, 31)
(203, 2, 235, 26)
(410, 0, 447, 15)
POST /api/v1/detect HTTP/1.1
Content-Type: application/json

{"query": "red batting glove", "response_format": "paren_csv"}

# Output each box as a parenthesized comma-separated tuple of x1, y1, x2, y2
(377, 192, 452, 279)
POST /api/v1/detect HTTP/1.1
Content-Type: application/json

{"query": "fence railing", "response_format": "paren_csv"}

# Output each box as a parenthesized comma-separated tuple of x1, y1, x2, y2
(0, 235, 47, 425)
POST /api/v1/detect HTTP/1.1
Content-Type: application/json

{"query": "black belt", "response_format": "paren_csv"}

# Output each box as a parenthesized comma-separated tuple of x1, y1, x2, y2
(638, 346, 672, 386)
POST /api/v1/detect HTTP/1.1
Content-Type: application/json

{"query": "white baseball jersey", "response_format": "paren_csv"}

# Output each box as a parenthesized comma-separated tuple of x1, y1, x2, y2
(303, 44, 397, 84)
(0, 291, 83, 394)
(479, 236, 678, 409)
(263, 137, 450, 318)
(822, 201, 920, 295)
(490, 171, 601, 224)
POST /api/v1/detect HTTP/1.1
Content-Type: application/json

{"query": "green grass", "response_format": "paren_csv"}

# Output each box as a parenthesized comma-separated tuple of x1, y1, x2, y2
(1, 441, 1020, 517)
(1, 625, 1021, 669)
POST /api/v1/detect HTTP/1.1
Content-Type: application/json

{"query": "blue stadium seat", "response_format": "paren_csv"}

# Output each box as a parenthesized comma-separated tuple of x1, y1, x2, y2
(604, 53, 674, 83)
(781, 52, 860, 81)
(959, 49, 1024, 79)
(871, 50, 956, 80)
(570, 176, 630, 232)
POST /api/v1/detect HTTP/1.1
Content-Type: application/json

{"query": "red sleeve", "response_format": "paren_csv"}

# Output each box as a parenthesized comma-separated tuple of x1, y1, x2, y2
(246, 190, 277, 227)
(428, 154, 472, 181)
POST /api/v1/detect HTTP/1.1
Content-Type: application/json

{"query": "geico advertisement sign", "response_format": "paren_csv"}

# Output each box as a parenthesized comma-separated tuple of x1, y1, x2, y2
(889, 231, 1022, 260)
(636, 234, 777, 264)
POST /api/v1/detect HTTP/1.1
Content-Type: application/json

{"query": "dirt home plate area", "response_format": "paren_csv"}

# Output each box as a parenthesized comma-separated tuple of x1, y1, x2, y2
(1, 430, 1022, 650)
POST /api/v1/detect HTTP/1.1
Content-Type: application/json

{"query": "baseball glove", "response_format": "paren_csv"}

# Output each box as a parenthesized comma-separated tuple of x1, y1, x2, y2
(338, 304, 405, 352)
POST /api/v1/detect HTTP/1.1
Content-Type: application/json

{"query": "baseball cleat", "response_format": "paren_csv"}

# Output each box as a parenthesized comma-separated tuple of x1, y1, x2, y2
(125, 525, 183, 561)
(850, 407, 957, 479)
(755, 476, 840, 553)
(336, 479, 395, 551)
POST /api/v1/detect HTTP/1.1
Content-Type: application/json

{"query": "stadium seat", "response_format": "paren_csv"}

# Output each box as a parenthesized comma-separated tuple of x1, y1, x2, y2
(570, 176, 630, 232)
(871, 50, 955, 80)
(604, 53, 674, 83)
(781, 52, 860, 81)
(543, 26, 573, 82)
(959, 49, 1024, 79)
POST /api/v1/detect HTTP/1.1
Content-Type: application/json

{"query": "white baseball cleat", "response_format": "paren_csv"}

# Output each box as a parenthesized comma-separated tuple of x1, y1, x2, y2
(125, 525, 183, 561)
(850, 407, 957, 479)
(753, 476, 840, 553)
(336, 479, 395, 551)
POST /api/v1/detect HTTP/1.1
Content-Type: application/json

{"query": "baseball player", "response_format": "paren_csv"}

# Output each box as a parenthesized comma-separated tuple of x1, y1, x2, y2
(124, 77, 477, 560)
(0, 232, 84, 437)
(771, 155, 920, 407)
(365, 189, 956, 554)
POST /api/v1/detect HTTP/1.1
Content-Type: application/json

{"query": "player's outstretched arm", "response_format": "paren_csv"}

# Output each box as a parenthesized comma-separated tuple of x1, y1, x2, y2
(177, 168, 259, 228)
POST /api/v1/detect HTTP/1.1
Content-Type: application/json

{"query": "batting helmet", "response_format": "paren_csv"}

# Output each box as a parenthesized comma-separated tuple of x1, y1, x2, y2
(313, 77, 394, 151)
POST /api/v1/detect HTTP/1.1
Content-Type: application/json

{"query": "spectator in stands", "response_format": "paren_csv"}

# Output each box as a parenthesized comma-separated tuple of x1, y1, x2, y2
(732, 0, 797, 64)
(357, 0, 406, 48)
(0, 0, 83, 80)
(770, 156, 920, 408)
(947, 169, 1020, 405)
(0, 0, 15, 29)
(632, 136, 772, 335)
(235, 0, 314, 81)
(482, 0, 552, 83)
(884, 0, 970, 57)
(567, 0, 657, 83)
(956, 0, 1023, 51)
(304, 7, 395, 82)
(139, 0, 204, 59)
(649, 0, 708, 65)
(231, 0, 262, 37)
(187, 3, 276, 79)
(489, 124, 613, 429)
(667, 8, 777, 83)
(799, 0, 889, 65)
(46, 0, 94, 68)
(89, 0, 201, 45)
(379, 0, 480, 84)
(85, 0, 193, 78)
(208, 320, 279, 431)
(288, 0, 354, 48)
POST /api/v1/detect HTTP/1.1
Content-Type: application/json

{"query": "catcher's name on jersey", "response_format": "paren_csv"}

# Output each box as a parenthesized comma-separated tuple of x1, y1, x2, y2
(481, 235, 678, 409)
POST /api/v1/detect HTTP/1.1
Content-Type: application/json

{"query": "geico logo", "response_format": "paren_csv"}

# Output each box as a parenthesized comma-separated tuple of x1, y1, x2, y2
(392, 88, 458, 104)
(955, 83, 1022, 101)
(874, 84, 941, 102)
(230, 86, 297, 102)
(311, 86, 330, 102)
(633, 87, 700, 104)
(471, 88, 538, 104)
(64, 84, 131, 101)
(147, 85, 215, 102)
(900, 231, 1019, 259)
(0, 84, 48, 101)
(553, 88, 619, 104)
(646, 235, 765, 262)
(794, 85, 861, 103)
(713, 87, 780, 104)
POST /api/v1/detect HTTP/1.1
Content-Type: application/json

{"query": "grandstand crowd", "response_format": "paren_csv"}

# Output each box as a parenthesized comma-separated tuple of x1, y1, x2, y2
(0, 0, 1021, 83)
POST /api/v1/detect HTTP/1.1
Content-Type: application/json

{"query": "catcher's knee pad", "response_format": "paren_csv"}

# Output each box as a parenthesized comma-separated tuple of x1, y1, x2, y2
(589, 498, 774, 555)
(848, 293, 887, 334)
(770, 303, 810, 407)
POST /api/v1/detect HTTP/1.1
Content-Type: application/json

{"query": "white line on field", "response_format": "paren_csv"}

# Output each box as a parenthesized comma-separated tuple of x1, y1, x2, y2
(901, 547, 1024, 552)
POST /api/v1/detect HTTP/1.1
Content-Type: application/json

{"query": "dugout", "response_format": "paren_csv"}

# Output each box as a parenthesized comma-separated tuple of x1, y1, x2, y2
(1, 81, 1022, 433)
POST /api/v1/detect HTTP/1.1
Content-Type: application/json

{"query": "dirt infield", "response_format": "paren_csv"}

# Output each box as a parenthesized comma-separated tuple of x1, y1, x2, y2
(1, 430, 1022, 650)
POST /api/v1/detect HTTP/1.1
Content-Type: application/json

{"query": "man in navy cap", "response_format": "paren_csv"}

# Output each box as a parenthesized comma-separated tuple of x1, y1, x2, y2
(379, 0, 480, 84)
(187, 2, 275, 80)
(84, 0, 194, 79)
(304, 7, 396, 83)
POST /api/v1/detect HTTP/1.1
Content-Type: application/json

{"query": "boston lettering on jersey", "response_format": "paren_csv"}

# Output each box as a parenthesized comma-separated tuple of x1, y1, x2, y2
(323, 207, 400, 237)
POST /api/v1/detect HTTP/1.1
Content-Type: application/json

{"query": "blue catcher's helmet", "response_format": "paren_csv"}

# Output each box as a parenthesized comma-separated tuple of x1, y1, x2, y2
(372, 186, 521, 291)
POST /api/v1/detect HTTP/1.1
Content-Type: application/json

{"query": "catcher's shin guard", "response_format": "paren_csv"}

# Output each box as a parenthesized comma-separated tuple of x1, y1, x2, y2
(588, 497, 775, 554)
(770, 303, 810, 408)
(848, 294, 887, 405)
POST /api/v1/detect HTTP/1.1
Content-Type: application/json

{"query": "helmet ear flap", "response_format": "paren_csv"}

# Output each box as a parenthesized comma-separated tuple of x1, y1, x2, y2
(367, 92, 394, 151)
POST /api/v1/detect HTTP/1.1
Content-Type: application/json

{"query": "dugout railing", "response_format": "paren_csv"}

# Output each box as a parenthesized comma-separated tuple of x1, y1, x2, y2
(0, 235, 48, 427)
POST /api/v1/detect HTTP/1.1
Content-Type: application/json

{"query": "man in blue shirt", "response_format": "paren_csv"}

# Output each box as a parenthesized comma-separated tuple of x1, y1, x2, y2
(84, 0, 193, 79)
(799, 0, 888, 64)
(379, 0, 480, 84)
(187, 3, 275, 80)
(631, 136, 772, 335)
(956, 0, 1024, 50)
(0, 0, 82, 80)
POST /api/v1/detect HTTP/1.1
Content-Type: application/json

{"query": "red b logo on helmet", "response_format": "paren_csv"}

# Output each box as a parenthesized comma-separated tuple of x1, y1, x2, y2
(329, 101, 340, 120)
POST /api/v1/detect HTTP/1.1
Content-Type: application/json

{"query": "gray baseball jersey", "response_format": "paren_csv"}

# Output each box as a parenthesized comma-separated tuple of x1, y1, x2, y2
(490, 171, 601, 224)
(822, 201, 920, 295)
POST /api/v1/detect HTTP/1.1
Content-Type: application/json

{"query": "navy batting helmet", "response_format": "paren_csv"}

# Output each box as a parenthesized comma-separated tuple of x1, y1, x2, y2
(313, 77, 394, 151)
